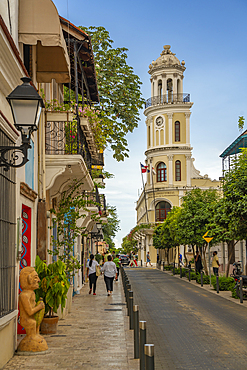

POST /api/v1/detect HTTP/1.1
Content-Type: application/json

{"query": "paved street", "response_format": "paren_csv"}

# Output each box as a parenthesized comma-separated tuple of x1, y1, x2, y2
(3, 276, 138, 370)
(126, 267, 247, 370)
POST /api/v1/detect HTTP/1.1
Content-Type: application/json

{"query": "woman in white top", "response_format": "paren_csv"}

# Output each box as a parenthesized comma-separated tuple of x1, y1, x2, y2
(86, 254, 99, 295)
(101, 254, 117, 296)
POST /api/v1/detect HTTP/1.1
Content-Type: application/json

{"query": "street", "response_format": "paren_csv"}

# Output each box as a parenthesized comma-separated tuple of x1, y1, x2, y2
(126, 268, 247, 370)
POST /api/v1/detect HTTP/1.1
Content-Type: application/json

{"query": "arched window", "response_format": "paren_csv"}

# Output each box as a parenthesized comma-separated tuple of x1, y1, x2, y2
(175, 160, 181, 181)
(167, 79, 173, 103)
(155, 201, 171, 222)
(157, 162, 167, 182)
(175, 121, 180, 142)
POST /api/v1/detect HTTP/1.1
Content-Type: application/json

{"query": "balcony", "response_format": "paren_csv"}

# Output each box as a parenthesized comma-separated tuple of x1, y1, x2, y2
(145, 93, 190, 109)
(45, 111, 98, 196)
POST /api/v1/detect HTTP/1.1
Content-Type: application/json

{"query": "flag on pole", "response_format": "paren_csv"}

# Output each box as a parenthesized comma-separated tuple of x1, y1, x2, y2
(141, 163, 150, 173)
(152, 166, 156, 175)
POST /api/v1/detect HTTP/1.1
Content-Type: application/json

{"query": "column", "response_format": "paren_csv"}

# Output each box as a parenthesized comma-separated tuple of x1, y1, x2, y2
(185, 112, 191, 145)
(167, 113, 173, 145)
(186, 154, 191, 186)
(151, 78, 153, 97)
(168, 154, 174, 186)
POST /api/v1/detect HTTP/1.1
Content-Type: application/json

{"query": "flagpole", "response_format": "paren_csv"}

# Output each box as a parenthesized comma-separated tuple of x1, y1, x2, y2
(140, 162, 149, 223)
(150, 161, 156, 222)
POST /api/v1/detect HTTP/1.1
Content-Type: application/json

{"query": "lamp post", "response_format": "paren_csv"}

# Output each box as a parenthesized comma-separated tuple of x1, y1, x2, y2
(1, 77, 44, 171)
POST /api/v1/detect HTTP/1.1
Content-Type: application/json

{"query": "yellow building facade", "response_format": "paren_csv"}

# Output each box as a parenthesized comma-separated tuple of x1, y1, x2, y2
(136, 45, 220, 265)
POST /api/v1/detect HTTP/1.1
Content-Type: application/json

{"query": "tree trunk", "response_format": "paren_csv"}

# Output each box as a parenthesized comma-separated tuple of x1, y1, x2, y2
(174, 247, 177, 268)
(226, 240, 235, 277)
(184, 245, 188, 266)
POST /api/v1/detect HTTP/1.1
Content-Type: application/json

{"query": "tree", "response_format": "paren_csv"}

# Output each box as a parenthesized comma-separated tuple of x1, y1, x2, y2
(102, 205, 120, 250)
(121, 235, 137, 255)
(208, 198, 244, 276)
(238, 116, 245, 132)
(153, 208, 181, 265)
(223, 149, 247, 232)
(217, 149, 247, 274)
(80, 26, 145, 161)
(176, 188, 219, 274)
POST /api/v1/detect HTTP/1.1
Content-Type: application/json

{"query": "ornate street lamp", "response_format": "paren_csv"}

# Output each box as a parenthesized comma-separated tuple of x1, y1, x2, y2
(0, 77, 44, 171)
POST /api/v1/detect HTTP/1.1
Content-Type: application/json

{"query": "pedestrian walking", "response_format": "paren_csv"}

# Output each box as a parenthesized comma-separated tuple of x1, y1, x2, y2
(195, 250, 203, 274)
(101, 255, 117, 296)
(104, 250, 111, 263)
(179, 253, 184, 266)
(133, 252, 138, 267)
(146, 251, 152, 267)
(113, 254, 121, 281)
(212, 251, 220, 276)
(86, 254, 99, 295)
(130, 252, 136, 267)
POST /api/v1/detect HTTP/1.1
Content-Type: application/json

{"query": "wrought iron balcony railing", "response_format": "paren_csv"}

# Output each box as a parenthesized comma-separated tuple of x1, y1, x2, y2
(45, 113, 103, 172)
(145, 93, 190, 108)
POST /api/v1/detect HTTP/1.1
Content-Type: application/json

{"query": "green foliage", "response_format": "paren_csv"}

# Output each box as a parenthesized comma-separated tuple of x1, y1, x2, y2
(122, 223, 153, 254)
(80, 26, 145, 161)
(102, 205, 120, 249)
(163, 266, 172, 271)
(95, 253, 102, 263)
(121, 235, 137, 254)
(186, 271, 197, 280)
(173, 268, 186, 277)
(223, 149, 247, 238)
(35, 256, 70, 317)
(195, 274, 216, 285)
(238, 116, 245, 132)
(177, 189, 219, 248)
(160, 207, 182, 249)
(153, 224, 163, 249)
(211, 276, 235, 291)
(231, 289, 240, 299)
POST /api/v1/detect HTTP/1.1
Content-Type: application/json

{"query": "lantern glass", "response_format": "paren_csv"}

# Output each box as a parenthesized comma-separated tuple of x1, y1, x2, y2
(10, 99, 40, 128)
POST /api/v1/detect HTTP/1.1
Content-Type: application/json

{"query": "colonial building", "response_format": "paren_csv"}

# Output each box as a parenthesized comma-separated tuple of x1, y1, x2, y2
(136, 45, 220, 265)
(0, 1, 107, 366)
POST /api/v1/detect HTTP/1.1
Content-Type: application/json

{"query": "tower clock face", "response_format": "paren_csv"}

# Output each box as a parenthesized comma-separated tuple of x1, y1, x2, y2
(156, 116, 164, 127)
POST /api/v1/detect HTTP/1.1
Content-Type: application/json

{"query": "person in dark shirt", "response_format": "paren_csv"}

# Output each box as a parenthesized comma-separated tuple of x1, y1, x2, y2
(195, 250, 203, 274)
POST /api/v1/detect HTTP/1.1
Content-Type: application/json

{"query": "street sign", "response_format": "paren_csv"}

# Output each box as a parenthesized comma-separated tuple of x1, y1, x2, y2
(203, 231, 213, 243)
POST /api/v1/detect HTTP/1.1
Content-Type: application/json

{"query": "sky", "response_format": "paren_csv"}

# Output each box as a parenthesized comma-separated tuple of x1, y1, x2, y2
(53, 0, 247, 248)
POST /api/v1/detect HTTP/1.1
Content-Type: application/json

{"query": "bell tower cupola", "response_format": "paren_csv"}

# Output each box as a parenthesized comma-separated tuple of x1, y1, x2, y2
(144, 45, 194, 191)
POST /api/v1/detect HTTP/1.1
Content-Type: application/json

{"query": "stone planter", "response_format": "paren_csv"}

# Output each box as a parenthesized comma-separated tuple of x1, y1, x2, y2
(40, 316, 59, 335)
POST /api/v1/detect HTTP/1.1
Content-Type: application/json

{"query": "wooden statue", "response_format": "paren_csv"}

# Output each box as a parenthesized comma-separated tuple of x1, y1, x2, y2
(18, 266, 48, 353)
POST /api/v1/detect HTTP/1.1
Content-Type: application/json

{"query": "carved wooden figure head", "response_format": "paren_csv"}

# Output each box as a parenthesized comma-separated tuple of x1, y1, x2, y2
(20, 267, 40, 290)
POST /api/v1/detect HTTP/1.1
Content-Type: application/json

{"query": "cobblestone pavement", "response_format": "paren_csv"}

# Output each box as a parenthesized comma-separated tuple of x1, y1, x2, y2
(3, 275, 138, 370)
(126, 267, 247, 370)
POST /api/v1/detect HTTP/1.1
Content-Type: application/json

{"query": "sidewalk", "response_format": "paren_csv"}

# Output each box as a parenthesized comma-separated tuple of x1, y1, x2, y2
(160, 268, 247, 308)
(3, 275, 139, 370)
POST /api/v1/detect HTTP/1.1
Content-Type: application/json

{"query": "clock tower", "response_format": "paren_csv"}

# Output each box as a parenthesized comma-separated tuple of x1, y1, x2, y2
(135, 45, 220, 265)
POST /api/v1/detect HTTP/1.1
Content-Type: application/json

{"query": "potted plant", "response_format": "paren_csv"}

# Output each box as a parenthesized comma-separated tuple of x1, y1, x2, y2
(35, 256, 70, 334)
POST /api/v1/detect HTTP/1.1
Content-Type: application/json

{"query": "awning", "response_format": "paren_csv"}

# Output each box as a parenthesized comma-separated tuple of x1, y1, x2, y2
(19, 0, 70, 83)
